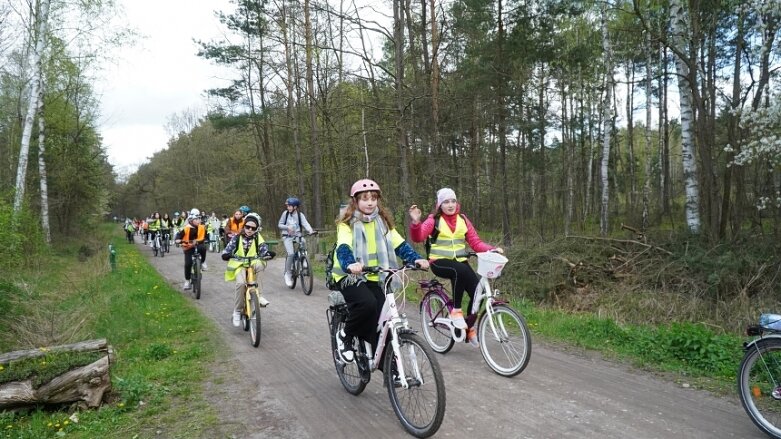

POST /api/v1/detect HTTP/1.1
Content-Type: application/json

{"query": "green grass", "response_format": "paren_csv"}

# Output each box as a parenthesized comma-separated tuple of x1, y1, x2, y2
(0, 226, 224, 439)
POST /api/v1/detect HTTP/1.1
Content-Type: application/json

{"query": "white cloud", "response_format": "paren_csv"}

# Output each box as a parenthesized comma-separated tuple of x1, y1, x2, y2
(96, 0, 232, 174)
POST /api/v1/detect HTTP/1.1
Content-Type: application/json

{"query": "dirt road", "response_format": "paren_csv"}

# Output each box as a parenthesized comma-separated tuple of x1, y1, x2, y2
(140, 241, 763, 439)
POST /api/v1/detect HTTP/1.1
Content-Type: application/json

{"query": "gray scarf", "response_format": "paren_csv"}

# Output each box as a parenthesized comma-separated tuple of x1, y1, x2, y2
(351, 208, 398, 285)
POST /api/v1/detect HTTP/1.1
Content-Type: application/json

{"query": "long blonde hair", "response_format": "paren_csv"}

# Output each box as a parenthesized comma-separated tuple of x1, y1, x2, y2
(336, 192, 396, 229)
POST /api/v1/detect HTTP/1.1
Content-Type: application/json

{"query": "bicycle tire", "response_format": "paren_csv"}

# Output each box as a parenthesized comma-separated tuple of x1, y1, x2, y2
(289, 256, 298, 289)
(160, 238, 164, 257)
(249, 290, 262, 347)
(739, 337, 781, 438)
(164, 235, 170, 253)
(330, 308, 367, 395)
(153, 240, 159, 257)
(419, 293, 455, 354)
(300, 255, 313, 295)
(477, 304, 531, 377)
(193, 256, 201, 300)
(385, 332, 446, 438)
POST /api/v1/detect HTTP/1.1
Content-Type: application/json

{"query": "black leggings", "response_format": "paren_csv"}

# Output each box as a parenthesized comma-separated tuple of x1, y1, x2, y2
(183, 245, 207, 280)
(430, 259, 479, 315)
(340, 281, 384, 347)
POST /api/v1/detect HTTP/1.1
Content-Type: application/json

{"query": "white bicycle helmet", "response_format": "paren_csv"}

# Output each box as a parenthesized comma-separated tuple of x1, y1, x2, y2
(189, 208, 200, 218)
(244, 212, 262, 228)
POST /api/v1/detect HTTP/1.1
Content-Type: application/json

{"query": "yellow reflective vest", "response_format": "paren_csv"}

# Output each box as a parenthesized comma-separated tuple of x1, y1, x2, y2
(331, 221, 405, 284)
(429, 215, 468, 262)
(224, 235, 266, 281)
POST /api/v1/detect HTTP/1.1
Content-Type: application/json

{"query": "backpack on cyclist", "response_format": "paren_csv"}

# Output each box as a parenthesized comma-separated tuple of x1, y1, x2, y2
(324, 242, 339, 290)
(424, 213, 466, 258)
(283, 210, 303, 235)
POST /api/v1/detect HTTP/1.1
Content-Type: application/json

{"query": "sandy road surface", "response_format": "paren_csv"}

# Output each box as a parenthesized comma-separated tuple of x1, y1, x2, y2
(138, 240, 763, 439)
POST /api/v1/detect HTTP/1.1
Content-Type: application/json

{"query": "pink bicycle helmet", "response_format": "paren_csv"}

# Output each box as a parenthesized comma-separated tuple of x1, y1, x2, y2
(350, 179, 381, 197)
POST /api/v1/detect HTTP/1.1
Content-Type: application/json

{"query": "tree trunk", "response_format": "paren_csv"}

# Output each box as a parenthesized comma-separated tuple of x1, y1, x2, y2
(13, 0, 50, 214)
(394, 0, 410, 208)
(0, 339, 113, 410)
(642, 31, 652, 232)
(303, 0, 323, 228)
(599, 1, 612, 237)
(670, 0, 701, 234)
(37, 66, 50, 244)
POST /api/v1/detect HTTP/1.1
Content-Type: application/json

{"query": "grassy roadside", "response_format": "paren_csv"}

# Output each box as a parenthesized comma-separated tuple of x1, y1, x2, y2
(0, 226, 225, 438)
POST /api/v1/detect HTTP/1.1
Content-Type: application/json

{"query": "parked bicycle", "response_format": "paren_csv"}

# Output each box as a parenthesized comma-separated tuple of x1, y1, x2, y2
(232, 255, 273, 347)
(738, 313, 781, 438)
(327, 265, 446, 438)
(151, 230, 164, 258)
(288, 232, 316, 295)
(418, 251, 531, 377)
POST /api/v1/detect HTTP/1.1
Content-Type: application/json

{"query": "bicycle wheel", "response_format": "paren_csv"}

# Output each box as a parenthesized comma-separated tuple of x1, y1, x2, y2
(164, 235, 170, 253)
(739, 338, 781, 438)
(477, 304, 531, 377)
(300, 255, 313, 295)
(192, 257, 201, 300)
(249, 290, 262, 347)
(159, 238, 164, 257)
(419, 293, 455, 354)
(385, 332, 446, 438)
(153, 239, 159, 257)
(329, 308, 367, 395)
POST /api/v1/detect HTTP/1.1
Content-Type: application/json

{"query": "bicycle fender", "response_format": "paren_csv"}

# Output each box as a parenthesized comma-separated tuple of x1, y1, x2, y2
(744, 334, 781, 350)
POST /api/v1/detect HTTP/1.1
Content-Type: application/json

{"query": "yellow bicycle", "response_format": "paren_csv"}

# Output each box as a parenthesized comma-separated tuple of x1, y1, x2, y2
(233, 255, 272, 347)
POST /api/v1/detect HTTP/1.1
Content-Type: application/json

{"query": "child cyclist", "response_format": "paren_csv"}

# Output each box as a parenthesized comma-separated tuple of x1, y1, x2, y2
(409, 188, 502, 347)
(331, 179, 429, 362)
(221, 213, 275, 327)
(278, 197, 316, 287)
(175, 208, 209, 290)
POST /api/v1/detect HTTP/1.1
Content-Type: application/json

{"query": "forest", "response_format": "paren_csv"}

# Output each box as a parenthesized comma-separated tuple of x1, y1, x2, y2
(1, 0, 780, 299)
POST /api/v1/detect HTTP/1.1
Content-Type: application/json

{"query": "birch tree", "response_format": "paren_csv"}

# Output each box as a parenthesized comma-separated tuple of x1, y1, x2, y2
(599, 0, 612, 237)
(669, 0, 701, 234)
(13, 0, 50, 214)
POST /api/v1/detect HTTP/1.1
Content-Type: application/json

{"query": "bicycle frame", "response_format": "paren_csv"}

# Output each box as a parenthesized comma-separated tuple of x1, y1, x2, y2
(359, 268, 423, 390)
(427, 274, 505, 343)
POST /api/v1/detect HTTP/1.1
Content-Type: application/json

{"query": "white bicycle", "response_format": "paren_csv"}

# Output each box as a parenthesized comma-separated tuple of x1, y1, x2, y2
(418, 251, 532, 377)
(327, 265, 446, 438)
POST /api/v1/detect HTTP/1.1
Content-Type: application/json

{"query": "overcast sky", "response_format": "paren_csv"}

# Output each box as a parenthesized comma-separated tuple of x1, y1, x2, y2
(98, 0, 232, 177)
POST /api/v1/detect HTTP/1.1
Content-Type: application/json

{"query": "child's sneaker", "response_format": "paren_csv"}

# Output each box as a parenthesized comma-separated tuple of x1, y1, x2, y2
(258, 296, 270, 307)
(467, 327, 479, 348)
(201, 262, 208, 271)
(450, 309, 467, 329)
(232, 311, 241, 327)
(336, 329, 354, 362)
(183, 280, 192, 290)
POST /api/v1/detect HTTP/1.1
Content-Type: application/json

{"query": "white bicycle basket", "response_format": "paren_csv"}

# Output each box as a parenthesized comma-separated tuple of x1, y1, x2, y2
(476, 252, 508, 279)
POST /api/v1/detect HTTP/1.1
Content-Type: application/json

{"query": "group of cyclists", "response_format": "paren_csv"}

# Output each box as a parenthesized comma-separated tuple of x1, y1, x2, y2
(122, 180, 500, 363)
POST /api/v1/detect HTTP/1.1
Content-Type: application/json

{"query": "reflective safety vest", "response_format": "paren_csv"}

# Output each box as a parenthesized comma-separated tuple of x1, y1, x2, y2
(181, 224, 206, 250)
(225, 235, 266, 281)
(227, 218, 244, 236)
(429, 215, 468, 262)
(331, 222, 405, 283)
(148, 219, 161, 231)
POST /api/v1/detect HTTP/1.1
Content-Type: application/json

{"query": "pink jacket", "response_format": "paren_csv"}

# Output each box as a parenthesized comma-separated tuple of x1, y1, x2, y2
(409, 213, 494, 256)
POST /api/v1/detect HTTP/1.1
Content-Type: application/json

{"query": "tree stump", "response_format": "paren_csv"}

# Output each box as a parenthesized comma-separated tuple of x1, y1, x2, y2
(0, 338, 114, 410)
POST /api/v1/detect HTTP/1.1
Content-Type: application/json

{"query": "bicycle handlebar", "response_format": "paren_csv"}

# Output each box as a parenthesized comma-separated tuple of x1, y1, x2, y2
(356, 263, 427, 274)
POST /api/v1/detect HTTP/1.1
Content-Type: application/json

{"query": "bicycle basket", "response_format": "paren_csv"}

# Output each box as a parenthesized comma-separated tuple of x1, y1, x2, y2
(476, 252, 508, 279)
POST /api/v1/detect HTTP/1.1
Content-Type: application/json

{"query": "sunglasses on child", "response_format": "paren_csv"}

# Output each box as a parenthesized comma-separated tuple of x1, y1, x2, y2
(244, 225, 257, 231)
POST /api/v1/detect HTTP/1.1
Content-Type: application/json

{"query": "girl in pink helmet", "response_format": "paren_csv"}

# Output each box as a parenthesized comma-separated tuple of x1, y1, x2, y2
(409, 188, 502, 347)
(330, 179, 429, 363)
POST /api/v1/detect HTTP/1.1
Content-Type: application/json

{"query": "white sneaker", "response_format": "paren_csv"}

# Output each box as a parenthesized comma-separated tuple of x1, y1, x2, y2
(258, 296, 270, 307)
(284, 272, 293, 287)
(232, 311, 241, 327)
(183, 280, 192, 290)
(336, 329, 354, 362)
(201, 262, 208, 271)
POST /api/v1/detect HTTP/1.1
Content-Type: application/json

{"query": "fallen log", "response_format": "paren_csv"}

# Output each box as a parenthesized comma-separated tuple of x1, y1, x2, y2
(0, 339, 114, 410)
